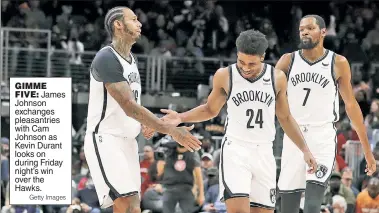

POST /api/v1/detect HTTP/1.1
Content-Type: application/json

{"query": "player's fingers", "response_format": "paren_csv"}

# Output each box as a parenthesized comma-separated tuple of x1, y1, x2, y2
(160, 109, 172, 114)
(188, 139, 201, 150)
(184, 124, 195, 131)
(190, 135, 202, 145)
(185, 143, 194, 152)
(180, 141, 194, 152)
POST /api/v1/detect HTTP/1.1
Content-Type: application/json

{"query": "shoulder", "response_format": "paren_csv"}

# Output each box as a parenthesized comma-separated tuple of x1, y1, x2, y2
(272, 68, 287, 94)
(334, 54, 349, 66)
(212, 67, 230, 85)
(92, 47, 119, 65)
(274, 68, 287, 83)
(275, 52, 295, 73)
(333, 54, 350, 79)
(342, 185, 356, 199)
(91, 47, 126, 82)
(280, 53, 294, 61)
(214, 67, 230, 78)
(356, 189, 368, 198)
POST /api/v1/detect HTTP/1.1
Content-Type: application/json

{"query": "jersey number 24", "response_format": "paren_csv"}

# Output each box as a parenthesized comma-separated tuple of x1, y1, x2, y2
(246, 109, 263, 128)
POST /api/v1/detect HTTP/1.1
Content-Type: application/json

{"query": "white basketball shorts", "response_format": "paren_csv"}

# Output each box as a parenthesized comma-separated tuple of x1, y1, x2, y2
(278, 123, 337, 193)
(219, 136, 277, 210)
(83, 132, 141, 208)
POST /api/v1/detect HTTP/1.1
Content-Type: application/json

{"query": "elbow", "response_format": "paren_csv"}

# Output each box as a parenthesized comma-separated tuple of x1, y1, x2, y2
(344, 102, 355, 114)
(277, 113, 290, 123)
(120, 98, 138, 116)
(204, 104, 219, 118)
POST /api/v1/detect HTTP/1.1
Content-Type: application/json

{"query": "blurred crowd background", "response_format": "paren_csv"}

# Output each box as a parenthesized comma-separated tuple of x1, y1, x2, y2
(1, 0, 379, 213)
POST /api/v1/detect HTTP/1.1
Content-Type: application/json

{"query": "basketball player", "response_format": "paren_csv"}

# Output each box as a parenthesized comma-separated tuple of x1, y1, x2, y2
(159, 29, 318, 213)
(276, 15, 377, 213)
(83, 7, 202, 213)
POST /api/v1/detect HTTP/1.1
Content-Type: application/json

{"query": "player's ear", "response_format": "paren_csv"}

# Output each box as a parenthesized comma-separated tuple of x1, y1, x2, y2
(261, 53, 266, 61)
(114, 19, 123, 30)
(321, 28, 327, 37)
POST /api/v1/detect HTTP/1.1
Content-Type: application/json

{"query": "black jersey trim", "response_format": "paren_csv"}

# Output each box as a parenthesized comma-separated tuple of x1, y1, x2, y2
(299, 49, 329, 66)
(219, 137, 247, 201)
(226, 65, 233, 101)
(286, 52, 295, 81)
(91, 132, 121, 199)
(331, 53, 338, 122)
(271, 65, 277, 98)
(331, 53, 337, 86)
(94, 84, 108, 133)
(250, 202, 275, 210)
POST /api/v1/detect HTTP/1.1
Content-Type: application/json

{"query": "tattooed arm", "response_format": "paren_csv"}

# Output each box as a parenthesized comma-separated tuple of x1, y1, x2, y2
(105, 82, 171, 134)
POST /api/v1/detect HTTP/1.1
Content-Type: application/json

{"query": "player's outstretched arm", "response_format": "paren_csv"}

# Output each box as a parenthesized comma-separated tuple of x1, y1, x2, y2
(161, 67, 229, 126)
(105, 81, 172, 134)
(274, 69, 317, 173)
(105, 82, 201, 151)
(335, 55, 376, 175)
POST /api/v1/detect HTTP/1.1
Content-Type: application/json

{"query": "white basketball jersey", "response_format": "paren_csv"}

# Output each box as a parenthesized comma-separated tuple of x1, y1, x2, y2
(86, 45, 142, 138)
(225, 63, 277, 143)
(287, 49, 339, 126)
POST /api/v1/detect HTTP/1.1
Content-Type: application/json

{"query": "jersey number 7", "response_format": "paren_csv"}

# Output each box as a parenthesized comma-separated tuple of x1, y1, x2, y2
(246, 109, 263, 128)
(302, 88, 311, 106)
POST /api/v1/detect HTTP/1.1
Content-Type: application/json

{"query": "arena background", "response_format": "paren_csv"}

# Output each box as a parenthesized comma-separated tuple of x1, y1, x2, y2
(1, 0, 379, 212)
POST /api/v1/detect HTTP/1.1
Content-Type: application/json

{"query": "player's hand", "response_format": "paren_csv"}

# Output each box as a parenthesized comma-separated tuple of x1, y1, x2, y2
(303, 151, 317, 174)
(160, 109, 182, 127)
(364, 152, 376, 176)
(197, 194, 205, 206)
(168, 125, 201, 152)
(141, 124, 155, 139)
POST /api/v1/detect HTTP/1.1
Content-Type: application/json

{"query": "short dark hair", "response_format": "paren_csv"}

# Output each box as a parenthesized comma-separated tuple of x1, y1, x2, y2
(236, 29, 268, 56)
(302, 14, 326, 29)
(104, 6, 128, 37)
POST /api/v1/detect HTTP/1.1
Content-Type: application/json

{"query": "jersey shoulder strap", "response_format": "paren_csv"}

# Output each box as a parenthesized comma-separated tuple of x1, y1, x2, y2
(286, 51, 297, 79)
(226, 65, 233, 101)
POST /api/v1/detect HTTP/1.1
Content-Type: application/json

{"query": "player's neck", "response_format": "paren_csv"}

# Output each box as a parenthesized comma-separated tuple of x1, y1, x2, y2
(249, 63, 265, 80)
(301, 46, 326, 62)
(112, 37, 132, 59)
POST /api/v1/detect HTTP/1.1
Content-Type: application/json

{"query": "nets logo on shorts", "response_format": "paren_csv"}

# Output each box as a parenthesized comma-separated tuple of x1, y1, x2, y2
(269, 188, 276, 204)
(315, 164, 328, 179)
(174, 160, 186, 172)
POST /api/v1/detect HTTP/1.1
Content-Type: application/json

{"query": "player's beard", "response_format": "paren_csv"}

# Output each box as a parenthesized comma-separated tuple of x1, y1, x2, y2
(298, 37, 319, 49)
(123, 23, 140, 41)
